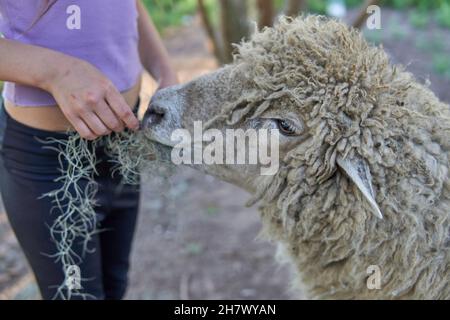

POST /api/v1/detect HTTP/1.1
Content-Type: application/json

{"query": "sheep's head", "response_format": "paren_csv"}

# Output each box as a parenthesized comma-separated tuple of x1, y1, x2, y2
(143, 16, 411, 221)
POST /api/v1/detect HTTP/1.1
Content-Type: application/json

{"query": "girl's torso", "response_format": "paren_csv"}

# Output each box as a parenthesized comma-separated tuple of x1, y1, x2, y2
(0, 0, 142, 131)
(4, 84, 141, 132)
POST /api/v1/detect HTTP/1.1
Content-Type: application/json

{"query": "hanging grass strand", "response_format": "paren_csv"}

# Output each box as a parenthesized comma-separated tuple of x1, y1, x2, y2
(104, 130, 175, 184)
(39, 134, 100, 300)
(37, 128, 175, 299)
(104, 130, 154, 185)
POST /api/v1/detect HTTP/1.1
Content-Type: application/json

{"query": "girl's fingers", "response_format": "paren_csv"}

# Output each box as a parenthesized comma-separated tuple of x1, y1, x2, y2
(61, 107, 97, 140)
(105, 88, 139, 131)
(80, 111, 111, 137)
(69, 116, 97, 140)
(93, 99, 124, 132)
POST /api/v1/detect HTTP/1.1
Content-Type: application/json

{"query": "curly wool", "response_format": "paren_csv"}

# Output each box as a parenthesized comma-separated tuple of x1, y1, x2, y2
(217, 16, 450, 299)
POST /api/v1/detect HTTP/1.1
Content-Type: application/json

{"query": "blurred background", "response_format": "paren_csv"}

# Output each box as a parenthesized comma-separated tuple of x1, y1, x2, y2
(1, 0, 450, 299)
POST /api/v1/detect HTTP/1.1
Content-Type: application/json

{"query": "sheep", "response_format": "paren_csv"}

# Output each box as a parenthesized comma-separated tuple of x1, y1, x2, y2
(141, 15, 450, 299)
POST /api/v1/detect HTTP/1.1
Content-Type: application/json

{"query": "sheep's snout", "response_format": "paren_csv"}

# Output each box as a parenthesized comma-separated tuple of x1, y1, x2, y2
(141, 84, 185, 133)
(142, 103, 166, 128)
(140, 88, 184, 148)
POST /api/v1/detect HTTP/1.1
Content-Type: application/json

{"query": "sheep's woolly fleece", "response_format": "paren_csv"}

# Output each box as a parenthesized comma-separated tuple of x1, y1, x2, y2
(224, 16, 450, 299)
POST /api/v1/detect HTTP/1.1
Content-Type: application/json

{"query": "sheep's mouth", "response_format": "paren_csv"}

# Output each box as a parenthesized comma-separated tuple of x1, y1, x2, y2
(139, 127, 176, 148)
(148, 135, 175, 148)
(136, 130, 173, 163)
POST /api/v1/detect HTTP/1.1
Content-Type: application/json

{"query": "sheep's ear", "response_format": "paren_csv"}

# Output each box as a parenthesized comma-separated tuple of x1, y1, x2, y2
(336, 155, 383, 219)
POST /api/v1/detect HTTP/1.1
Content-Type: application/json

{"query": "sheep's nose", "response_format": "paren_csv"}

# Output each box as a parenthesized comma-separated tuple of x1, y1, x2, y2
(142, 104, 166, 128)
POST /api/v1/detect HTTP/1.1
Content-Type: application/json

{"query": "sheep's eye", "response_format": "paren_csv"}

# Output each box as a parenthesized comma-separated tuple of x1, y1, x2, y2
(276, 119, 299, 136)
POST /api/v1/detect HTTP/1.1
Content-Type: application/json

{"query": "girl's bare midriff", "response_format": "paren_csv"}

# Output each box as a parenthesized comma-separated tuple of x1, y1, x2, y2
(4, 80, 142, 132)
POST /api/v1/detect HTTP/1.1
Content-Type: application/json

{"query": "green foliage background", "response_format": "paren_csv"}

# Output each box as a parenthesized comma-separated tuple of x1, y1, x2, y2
(143, 0, 450, 31)
(143, 0, 215, 31)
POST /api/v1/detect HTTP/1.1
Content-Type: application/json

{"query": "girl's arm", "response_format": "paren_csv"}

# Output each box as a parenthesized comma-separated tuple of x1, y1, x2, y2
(136, 0, 178, 89)
(0, 38, 139, 139)
(0, 38, 68, 92)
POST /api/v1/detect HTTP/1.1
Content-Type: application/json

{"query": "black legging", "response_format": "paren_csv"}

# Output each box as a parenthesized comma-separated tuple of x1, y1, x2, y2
(0, 100, 140, 300)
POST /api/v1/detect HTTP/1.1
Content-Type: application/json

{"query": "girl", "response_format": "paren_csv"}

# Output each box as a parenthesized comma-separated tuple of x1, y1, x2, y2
(0, 0, 178, 299)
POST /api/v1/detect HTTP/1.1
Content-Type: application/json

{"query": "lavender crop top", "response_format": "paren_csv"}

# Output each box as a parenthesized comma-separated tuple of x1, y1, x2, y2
(0, 0, 143, 106)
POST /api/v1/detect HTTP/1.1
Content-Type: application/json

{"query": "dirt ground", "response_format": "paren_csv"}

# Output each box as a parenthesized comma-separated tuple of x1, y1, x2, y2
(1, 10, 450, 300)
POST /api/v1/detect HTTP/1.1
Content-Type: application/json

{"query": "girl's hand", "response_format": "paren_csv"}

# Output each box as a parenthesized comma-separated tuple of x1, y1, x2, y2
(48, 58, 139, 140)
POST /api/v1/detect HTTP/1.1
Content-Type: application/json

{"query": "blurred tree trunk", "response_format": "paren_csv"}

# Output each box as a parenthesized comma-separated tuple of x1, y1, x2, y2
(257, 0, 275, 29)
(352, 0, 381, 29)
(284, 0, 306, 17)
(219, 0, 250, 63)
(197, 0, 224, 62)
